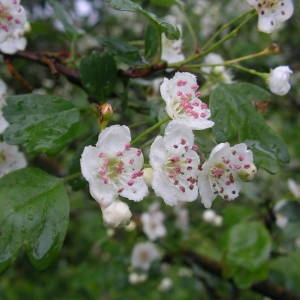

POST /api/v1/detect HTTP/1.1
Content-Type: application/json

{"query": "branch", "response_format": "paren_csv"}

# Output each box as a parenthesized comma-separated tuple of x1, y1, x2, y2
(178, 249, 300, 300)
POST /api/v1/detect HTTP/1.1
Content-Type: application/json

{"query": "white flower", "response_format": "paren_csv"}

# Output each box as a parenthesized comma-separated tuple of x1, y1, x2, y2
(150, 121, 201, 206)
(0, 142, 27, 177)
(128, 272, 147, 284)
(161, 16, 184, 64)
(158, 277, 173, 291)
(247, 0, 294, 33)
(287, 179, 300, 198)
(174, 205, 189, 232)
(101, 199, 132, 228)
(198, 143, 256, 208)
(80, 125, 148, 207)
(0, 112, 9, 134)
(202, 209, 223, 226)
(141, 204, 166, 241)
(268, 66, 292, 95)
(131, 242, 160, 271)
(0, 0, 28, 54)
(160, 72, 214, 130)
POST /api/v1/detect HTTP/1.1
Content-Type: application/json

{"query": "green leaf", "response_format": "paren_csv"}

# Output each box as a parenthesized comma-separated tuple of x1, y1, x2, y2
(105, 0, 180, 39)
(3, 94, 80, 155)
(150, 0, 177, 6)
(101, 37, 146, 65)
(270, 250, 300, 294)
(79, 52, 117, 100)
(49, 0, 83, 38)
(223, 221, 272, 287)
(210, 83, 290, 173)
(0, 168, 69, 271)
(144, 23, 161, 60)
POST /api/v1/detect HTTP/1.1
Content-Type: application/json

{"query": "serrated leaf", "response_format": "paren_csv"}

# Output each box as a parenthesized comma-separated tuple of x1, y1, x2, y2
(0, 168, 69, 271)
(49, 0, 83, 38)
(101, 37, 146, 65)
(79, 52, 117, 100)
(210, 83, 290, 173)
(3, 94, 80, 155)
(223, 221, 271, 287)
(105, 0, 180, 39)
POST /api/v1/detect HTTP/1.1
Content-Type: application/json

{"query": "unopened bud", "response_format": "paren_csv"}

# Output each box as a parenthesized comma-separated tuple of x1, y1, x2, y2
(143, 168, 153, 186)
(101, 199, 132, 228)
(238, 164, 257, 182)
(99, 103, 113, 129)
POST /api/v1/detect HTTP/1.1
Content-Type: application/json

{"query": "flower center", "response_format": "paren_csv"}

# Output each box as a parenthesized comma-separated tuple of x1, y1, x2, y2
(0, 3, 21, 32)
(98, 156, 125, 184)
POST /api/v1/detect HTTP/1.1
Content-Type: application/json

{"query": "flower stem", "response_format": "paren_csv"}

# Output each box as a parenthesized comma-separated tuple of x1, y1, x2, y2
(131, 116, 170, 146)
(169, 10, 256, 68)
(63, 172, 82, 182)
(202, 9, 255, 50)
(228, 64, 266, 78)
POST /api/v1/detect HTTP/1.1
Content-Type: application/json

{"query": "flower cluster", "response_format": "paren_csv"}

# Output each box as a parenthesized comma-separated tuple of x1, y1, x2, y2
(0, 0, 28, 54)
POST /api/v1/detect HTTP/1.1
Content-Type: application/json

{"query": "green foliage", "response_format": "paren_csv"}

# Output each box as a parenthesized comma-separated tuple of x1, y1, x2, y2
(144, 23, 162, 61)
(79, 52, 118, 101)
(210, 83, 290, 173)
(223, 221, 272, 288)
(48, 0, 83, 39)
(3, 94, 80, 155)
(105, 0, 180, 39)
(0, 168, 69, 271)
(101, 37, 146, 65)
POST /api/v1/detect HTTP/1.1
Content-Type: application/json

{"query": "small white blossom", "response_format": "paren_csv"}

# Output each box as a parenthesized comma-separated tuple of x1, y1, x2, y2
(268, 66, 292, 95)
(80, 125, 148, 207)
(141, 204, 166, 241)
(101, 199, 132, 228)
(160, 72, 214, 130)
(131, 242, 160, 271)
(150, 121, 201, 206)
(247, 0, 294, 33)
(158, 277, 173, 291)
(128, 272, 147, 284)
(202, 209, 223, 226)
(198, 143, 256, 208)
(0, 0, 28, 54)
(0, 142, 27, 177)
(287, 179, 300, 198)
(161, 16, 184, 64)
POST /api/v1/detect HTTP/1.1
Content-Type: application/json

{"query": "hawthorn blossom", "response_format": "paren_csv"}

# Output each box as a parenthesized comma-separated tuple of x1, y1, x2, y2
(247, 0, 294, 33)
(202, 209, 223, 226)
(0, 79, 8, 134)
(141, 202, 166, 241)
(0, 0, 28, 54)
(101, 199, 132, 228)
(0, 142, 27, 177)
(80, 125, 148, 207)
(131, 242, 160, 271)
(198, 143, 257, 208)
(161, 16, 184, 64)
(160, 72, 214, 130)
(149, 121, 200, 206)
(268, 66, 292, 95)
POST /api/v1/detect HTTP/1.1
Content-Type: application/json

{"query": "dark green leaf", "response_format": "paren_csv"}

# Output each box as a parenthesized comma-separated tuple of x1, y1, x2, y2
(270, 250, 300, 294)
(3, 94, 80, 155)
(210, 83, 290, 173)
(144, 23, 161, 60)
(0, 168, 69, 271)
(79, 52, 117, 100)
(223, 221, 272, 287)
(101, 37, 146, 65)
(105, 0, 180, 39)
(150, 0, 177, 6)
(49, 0, 83, 38)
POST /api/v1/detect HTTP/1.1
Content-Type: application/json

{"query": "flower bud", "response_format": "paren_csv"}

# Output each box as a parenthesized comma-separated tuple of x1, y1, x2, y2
(268, 66, 293, 96)
(143, 167, 153, 186)
(101, 200, 132, 228)
(99, 103, 113, 129)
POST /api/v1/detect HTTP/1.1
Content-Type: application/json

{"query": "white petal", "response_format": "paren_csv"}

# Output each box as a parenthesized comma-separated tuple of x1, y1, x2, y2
(149, 136, 167, 169)
(0, 113, 9, 134)
(120, 177, 148, 201)
(88, 179, 117, 207)
(80, 146, 100, 182)
(198, 172, 215, 208)
(96, 125, 131, 154)
(173, 118, 215, 131)
(257, 12, 278, 33)
(274, 0, 294, 22)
